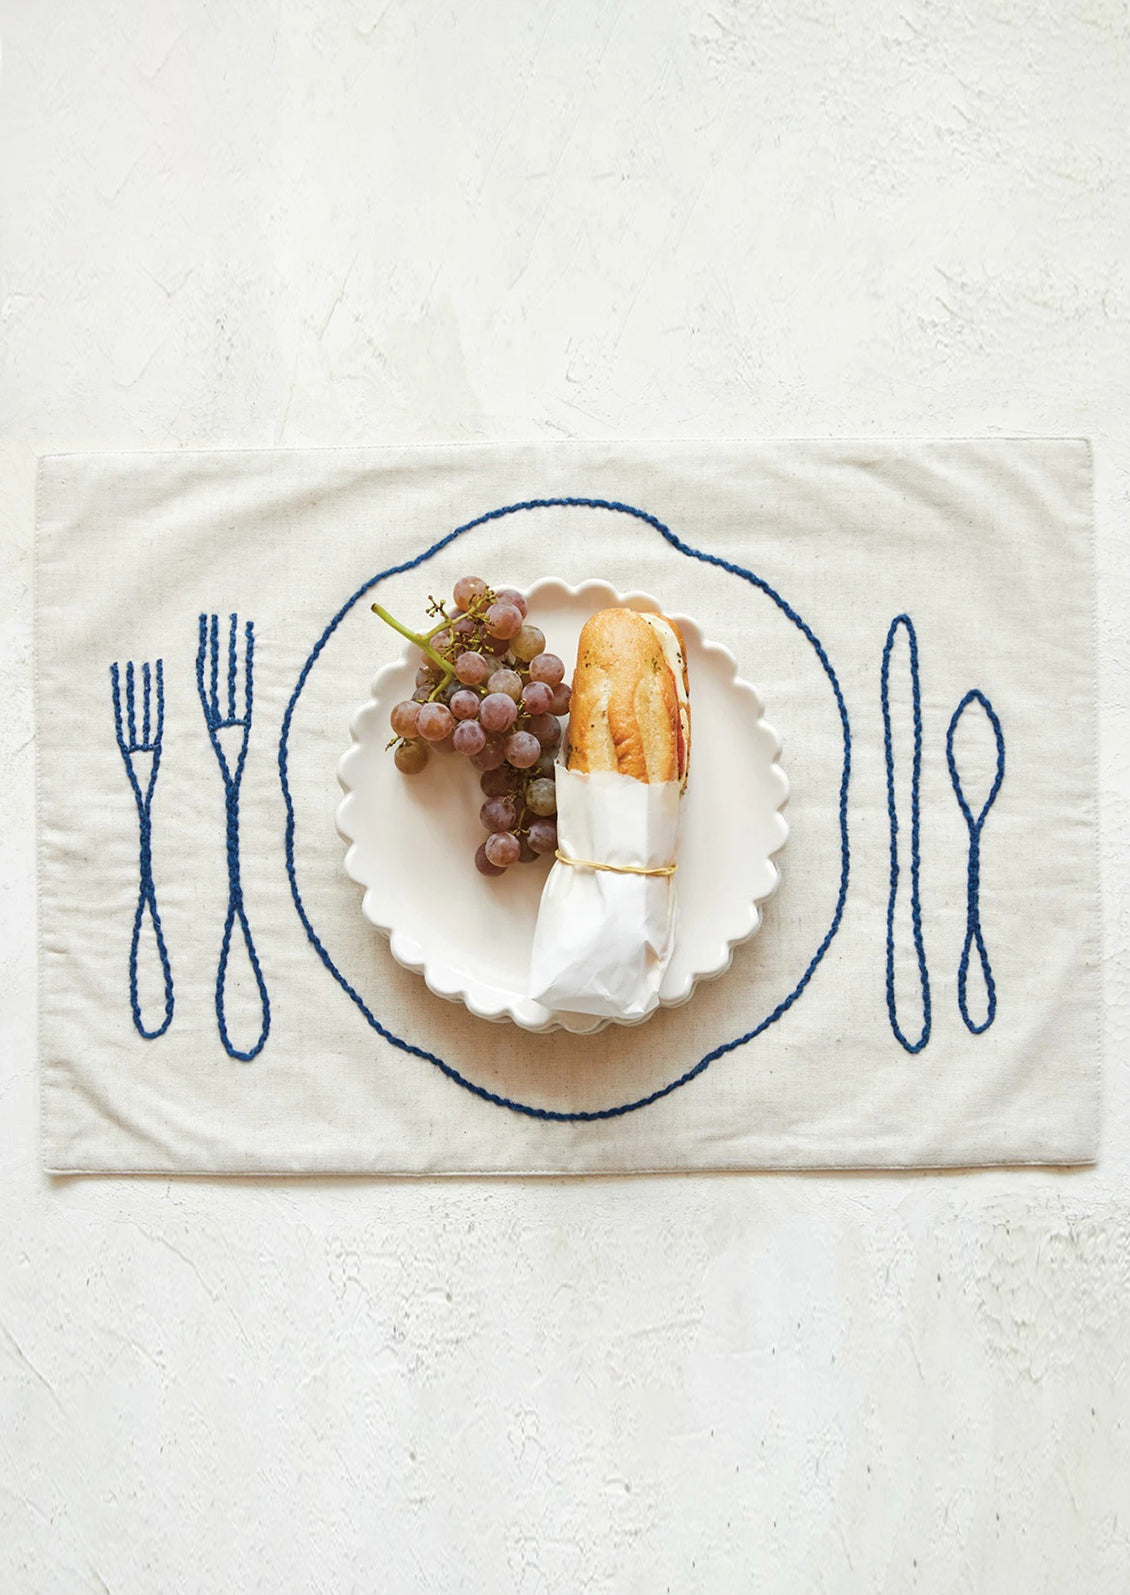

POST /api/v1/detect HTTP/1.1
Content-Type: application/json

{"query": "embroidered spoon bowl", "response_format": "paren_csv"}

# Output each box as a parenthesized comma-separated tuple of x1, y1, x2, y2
(336, 578, 789, 1034)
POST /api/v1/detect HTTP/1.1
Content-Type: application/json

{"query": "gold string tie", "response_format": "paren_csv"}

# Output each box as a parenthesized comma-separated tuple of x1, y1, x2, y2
(554, 849, 677, 878)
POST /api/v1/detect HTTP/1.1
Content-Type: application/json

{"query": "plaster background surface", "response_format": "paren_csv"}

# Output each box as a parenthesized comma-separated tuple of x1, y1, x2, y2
(1, 2, 1128, 1590)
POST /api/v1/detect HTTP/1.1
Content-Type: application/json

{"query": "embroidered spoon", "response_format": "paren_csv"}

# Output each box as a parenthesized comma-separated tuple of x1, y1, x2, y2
(945, 688, 1006, 1034)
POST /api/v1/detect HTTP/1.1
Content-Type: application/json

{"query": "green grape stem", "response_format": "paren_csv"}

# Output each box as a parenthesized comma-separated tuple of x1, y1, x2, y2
(371, 603, 456, 680)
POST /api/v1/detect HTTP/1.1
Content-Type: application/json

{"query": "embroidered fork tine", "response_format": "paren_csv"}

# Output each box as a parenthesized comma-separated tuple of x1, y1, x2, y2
(110, 656, 174, 1039)
(196, 612, 270, 1061)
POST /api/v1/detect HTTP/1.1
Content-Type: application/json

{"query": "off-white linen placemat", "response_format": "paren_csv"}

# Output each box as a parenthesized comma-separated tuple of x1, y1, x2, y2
(36, 440, 1100, 1173)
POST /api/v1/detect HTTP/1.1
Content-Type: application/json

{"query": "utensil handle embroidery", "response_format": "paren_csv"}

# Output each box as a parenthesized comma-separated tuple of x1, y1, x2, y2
(217, 783, 271, 1062)
(129, 870, 175, 1041)
(880, 614, 931, 1054)
(946, 689, 1006, 1035)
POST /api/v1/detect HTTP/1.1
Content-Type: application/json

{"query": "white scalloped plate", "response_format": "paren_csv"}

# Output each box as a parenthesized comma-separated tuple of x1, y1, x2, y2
(336, 579, 789, 1034)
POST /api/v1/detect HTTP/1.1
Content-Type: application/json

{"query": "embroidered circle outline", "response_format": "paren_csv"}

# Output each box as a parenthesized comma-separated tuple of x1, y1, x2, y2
(278, 497, 852, 1121)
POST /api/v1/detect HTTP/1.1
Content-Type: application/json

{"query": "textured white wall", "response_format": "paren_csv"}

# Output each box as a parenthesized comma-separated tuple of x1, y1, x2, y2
(2, 1, 1129, 1589)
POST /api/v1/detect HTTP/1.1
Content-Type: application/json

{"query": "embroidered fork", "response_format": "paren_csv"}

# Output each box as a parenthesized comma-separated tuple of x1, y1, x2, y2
(110, 658, 175, 1039)
(196, 612, 270, 1061)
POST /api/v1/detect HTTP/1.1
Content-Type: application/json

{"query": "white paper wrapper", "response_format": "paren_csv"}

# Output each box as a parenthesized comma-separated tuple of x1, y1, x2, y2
(528, 766, 681, 1019)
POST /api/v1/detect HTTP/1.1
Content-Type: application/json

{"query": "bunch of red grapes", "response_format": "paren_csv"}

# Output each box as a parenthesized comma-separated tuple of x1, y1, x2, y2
(377, 577, 571, 877)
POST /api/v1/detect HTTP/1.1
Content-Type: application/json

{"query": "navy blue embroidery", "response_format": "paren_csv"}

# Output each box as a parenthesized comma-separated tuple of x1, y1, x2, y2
(946, 689, 1005, 1035)
(278, 497, 852, 1121)
(196, 613, 271, 1061)
(880, 615, 931, 1054)
(110, 658, 174, 1039)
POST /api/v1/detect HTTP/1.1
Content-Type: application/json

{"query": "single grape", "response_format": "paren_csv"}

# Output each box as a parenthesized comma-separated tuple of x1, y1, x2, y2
(411, 686, 430, 704)
(528, 652, 565, 687)
(394, 739, 429, 775)
(511, 623, 545, 662)
(451, 615, 476, 639)
(504, 730, 541, 769)
(455, 650, 490, 685)
(486, 668, 523, 702)
(485, 830, 521, 868)
(470, 738, 506, 771)
(480, 795, 518, 832)
(527, 817, 558, 855)
(416, 661, 439, 688)
(389, 700, 420, 738)
(433, 732, 455, 755)
(432, 628, 452, 653)
(480, 692, 518, 733)
(417, 702, 454, 742)
(453, 721, 487, 756)
(518, 835, 538, 863)
(482, 631, 510, 655)
(474, 841, 505, 877)
(479, 766, 515, 797)
(494, 587, 528, 619)
(534, 748, 557, 778)
(549, 681, 572, 716)
(450, 689, 481, 721)
(521, 679, 553, 715)
(526, 777, 557, 816)
(453, 576, 488, 612)
(484, 601, 523, 640)
(527, 714, 562, 750)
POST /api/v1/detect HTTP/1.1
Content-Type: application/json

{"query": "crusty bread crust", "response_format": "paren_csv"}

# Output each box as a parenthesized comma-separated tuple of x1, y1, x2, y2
(567, 609, 688, 785)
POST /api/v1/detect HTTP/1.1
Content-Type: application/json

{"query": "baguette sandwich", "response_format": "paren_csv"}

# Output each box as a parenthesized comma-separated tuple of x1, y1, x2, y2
(566, 608, 690, 789)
